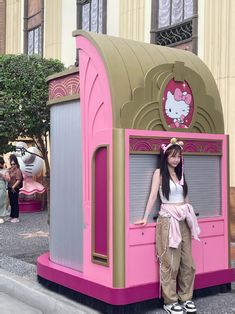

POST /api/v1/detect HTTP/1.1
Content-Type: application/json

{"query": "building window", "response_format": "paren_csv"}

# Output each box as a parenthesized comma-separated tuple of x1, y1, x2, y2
(151, 0, 198, 53)
(24, 0, 44, 56)
(77, 0, 107, 34)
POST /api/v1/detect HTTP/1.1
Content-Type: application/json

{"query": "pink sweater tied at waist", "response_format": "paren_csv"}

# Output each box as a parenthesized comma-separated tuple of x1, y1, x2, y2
(159, 203, 200, 248)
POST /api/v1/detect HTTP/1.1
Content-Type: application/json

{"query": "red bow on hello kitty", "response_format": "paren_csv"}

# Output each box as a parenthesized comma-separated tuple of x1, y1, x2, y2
(174, 88, 192, 105)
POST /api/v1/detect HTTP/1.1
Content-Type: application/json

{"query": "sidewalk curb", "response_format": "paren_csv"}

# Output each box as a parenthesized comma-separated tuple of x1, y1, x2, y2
(0, 268, 98, 313)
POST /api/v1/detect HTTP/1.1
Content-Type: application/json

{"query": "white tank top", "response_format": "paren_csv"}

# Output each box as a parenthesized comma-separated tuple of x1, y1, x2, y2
(159, 180, 184, 204)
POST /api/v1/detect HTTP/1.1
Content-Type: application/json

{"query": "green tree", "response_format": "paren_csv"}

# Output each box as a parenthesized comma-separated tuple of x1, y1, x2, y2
(0, 54, 65, 175)
(0, 103, 9, 151)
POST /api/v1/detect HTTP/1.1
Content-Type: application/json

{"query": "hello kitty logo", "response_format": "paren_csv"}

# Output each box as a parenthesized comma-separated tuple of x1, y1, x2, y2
(162, 79, 194, 129)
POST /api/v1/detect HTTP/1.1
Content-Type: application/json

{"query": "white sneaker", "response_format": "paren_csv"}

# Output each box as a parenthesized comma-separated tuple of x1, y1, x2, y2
(4, 216, 12, 222)
(0, 218, 4, 224)
(163, 303, 184, 314)
(181, 300, 197, 313)
(11, 218, 19, 223)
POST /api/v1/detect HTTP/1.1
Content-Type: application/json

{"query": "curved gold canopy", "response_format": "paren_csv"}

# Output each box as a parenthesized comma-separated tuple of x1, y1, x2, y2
(73, 30, 224, 134)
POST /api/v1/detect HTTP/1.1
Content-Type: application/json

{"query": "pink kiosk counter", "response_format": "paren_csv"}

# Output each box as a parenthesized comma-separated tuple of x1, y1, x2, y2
(37, 31, 235, 307)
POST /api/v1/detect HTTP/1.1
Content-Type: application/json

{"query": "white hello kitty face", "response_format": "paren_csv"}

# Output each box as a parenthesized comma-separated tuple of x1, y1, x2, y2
(165, 91, 190, 120)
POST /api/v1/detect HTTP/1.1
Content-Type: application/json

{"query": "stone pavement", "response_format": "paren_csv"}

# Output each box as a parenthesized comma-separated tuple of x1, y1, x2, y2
(0, 268, 99, 314)
(0, 210, 235, 313)
(0, 210, 99, 313)
(0, 210, 49, 281)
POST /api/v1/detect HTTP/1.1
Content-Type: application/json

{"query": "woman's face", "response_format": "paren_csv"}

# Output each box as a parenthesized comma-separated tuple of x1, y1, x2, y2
(167, 150, 181, 168)
(10, 161, 16, 169)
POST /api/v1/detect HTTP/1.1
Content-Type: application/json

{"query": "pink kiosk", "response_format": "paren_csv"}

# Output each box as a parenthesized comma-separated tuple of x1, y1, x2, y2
(37, 31, 235, 307)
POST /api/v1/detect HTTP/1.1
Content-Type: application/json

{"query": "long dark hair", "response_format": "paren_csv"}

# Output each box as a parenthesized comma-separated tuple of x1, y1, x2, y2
(0, 156, 4, 165)
(160, 144, 188, 200)
(9, 154, 20, 168)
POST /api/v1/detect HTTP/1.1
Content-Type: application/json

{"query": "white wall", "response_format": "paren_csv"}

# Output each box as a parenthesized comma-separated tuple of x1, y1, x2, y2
(144, 0, 151, 43)
(61, 0, 76, 67)
(107, 0, 120, 37)
(197, 0, 205, 60)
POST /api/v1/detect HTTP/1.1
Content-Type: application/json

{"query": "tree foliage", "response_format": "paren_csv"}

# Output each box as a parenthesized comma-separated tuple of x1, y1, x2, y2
(0, 54, 65, 175)
(0, 105, 8, 151)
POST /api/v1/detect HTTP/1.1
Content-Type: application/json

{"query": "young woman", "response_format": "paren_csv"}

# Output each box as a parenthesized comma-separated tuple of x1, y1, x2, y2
(135, 138, 200, 314)
(6, 154, 23, 223)
(0, 156, 10, 223)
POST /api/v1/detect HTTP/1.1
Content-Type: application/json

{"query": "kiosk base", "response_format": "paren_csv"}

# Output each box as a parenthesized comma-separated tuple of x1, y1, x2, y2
(37, 252, 235, 306)
(19, 200, 42, 213)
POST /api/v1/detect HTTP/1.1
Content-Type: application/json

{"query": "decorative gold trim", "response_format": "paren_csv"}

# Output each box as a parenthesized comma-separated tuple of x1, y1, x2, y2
(93, 252, 107, 259)
(129, 151, 222, 156)
(92, 253, 109, 267)
(121, 61, 223, 134)
(113, 128, 125, 287)
(91, 145, 110, 267)
(46, 67, 79, 83)
(129, 135, 222, 142)
(47, 94, 80, 107)
(72, 31, 224, 132)
(129, 151, 160, 155)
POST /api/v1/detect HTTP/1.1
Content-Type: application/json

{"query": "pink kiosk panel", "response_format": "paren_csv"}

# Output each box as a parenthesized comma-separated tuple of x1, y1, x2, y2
(37, 31, 235, 306)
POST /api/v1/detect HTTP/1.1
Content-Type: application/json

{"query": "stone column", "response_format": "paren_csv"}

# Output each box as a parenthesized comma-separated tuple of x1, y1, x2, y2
(119, 0, 145, 42)
(199, 0, 235, 257)
(44, 0, 62, 60)
(5, 0, 22, 54)
(0, 0, 6, 54)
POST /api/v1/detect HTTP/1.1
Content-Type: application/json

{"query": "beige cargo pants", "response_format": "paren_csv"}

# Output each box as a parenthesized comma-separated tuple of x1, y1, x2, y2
(156, 216, 196, 305)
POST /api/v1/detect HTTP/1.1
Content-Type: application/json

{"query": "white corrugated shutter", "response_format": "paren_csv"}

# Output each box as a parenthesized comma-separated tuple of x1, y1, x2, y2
(129, 154, 222, 222)
(50, 100, 83, 271)
(184, 155, 221, 217)
(129, 154, 160, 223)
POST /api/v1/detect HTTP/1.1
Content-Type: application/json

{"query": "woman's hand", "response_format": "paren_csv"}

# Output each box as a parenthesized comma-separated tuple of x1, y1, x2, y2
(134, 218, 147, 226)
(4, 171, 10, 182)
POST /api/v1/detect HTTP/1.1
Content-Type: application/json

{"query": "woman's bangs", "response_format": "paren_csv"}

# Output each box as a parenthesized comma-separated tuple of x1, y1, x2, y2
(168, 146, 182, 157)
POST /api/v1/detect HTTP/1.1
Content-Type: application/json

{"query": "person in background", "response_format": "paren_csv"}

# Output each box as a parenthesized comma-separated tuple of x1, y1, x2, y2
(0, 156, 10, 223)
(5, 154, 23, 223)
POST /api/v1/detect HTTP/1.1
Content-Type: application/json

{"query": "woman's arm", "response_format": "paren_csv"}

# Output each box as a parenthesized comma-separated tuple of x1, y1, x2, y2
(12, 179, 21, 192)
(184, 194, 189, 204)
(135, 169, 161, 226)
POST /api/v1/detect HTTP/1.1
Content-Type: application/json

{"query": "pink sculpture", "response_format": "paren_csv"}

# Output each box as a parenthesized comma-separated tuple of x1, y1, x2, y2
(15, 142, 46, 212)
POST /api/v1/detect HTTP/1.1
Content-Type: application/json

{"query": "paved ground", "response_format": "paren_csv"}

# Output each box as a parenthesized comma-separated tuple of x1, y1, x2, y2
(0, 210, 235, 313)
(0, 210, 49, 281)
(0, 292, 42, 314)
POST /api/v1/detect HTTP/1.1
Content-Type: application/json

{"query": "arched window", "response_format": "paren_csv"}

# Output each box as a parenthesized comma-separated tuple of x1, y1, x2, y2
(151, 0, 198, 53)
(24, 0, 44, 56)
(77, 0, 107, 34)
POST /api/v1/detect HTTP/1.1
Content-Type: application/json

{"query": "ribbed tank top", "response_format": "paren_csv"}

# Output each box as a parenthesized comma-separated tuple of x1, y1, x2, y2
(159, 180, 184, 204)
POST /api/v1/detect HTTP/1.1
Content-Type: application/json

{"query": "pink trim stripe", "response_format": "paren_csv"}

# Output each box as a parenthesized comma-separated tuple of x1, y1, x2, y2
(19, 188, 46, 195)
(129, 137, 222, 154)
